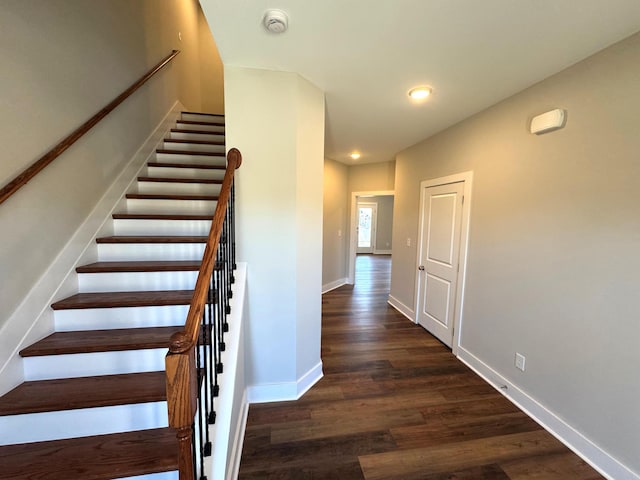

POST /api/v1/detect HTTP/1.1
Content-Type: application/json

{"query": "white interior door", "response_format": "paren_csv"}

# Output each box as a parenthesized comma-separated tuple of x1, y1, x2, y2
(417, 182, 465, 347)
(356, 203, 377, 254)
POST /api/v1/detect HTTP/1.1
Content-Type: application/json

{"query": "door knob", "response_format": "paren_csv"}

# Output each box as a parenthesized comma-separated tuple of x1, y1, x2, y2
(418, 265, 425, 271)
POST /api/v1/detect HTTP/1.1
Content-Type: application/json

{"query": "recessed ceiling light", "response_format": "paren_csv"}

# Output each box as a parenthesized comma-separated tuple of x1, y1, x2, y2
(350, 152, 361, 160)
(408, 86, 432, 101)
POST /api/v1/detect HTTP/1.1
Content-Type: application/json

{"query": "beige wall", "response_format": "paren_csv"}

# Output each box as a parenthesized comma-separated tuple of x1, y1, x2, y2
(372, 195, 394, 252)
(0, 0, 223, 330)
(322, 159, 349, 288)
(225, 66, 324, 397)
(391, 32, 640, 473)
(348, 161, 395, 193)
(198, 2, 224, 114)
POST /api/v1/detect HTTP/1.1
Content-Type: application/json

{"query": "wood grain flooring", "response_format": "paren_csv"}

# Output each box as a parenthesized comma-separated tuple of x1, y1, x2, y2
(238, 255, 603, 479)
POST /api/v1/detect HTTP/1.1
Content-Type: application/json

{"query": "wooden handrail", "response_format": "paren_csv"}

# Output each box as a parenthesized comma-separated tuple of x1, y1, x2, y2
(0, 49, 181, 206)
(168, 148, 241, 355)
(165, 147, 242, 480)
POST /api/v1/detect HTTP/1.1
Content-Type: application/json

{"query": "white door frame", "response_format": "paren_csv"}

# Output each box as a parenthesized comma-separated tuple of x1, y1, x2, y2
(356, 202, 378, 254)
(348, 190, 395, 284)
(414, 172, 472, 355)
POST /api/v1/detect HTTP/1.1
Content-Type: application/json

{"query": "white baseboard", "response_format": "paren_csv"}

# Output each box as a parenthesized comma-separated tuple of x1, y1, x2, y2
(373, 249, 392, 255)
(322, 277, 348, 294)
(387, 294, 416, 322)
(0, 102, 183, 396)
(247, 361, 324, 404)
(297, 361, 323, 398)
(457, 347, 639, 480)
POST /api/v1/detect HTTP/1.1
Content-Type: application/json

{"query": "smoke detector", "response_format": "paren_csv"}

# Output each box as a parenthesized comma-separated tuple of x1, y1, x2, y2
(263, 9, 289, 34)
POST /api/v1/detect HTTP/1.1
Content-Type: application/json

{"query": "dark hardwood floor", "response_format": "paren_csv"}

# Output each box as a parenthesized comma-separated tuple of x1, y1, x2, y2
(239, 254, 602, 479)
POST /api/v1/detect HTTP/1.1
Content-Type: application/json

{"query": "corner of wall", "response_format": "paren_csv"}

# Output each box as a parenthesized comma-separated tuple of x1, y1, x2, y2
(457, 347, 640, 480)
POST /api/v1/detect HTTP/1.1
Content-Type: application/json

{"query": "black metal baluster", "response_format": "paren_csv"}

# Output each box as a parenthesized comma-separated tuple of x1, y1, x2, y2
(195, 324, 207, 480)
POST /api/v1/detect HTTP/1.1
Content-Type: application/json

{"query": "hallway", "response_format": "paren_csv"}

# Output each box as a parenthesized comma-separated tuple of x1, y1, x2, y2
(238, 255, 602, 479)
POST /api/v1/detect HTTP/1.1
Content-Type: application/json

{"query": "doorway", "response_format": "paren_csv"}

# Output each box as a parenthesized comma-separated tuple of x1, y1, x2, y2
(415, 172, 472, 354)
(356, 202, 377, 254)
(348, 190, 394, 285)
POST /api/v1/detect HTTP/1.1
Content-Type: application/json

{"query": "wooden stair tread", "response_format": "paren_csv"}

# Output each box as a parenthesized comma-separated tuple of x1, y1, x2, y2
(51, 290, 194, 310)
(20, 327, 182, 357)
(156, 148, 225, 157)
(125, 193, 219, 201)
(136, 176, 223, 184)
(176, 120, 225, 127)
(112, 212, 213, 220)
(163, 138, 225, 146)
(76, 260, 202, 273)
(0, 371, 166, 416)
(0, 427, 177, 479)
(96, 235, 207, 243)
(170, 128, 224, 136)
(181, 110, 224, 118)
(147, 161, 225, 169)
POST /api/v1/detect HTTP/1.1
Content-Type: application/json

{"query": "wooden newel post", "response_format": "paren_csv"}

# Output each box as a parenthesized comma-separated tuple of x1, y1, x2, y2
(166, 332, 198, 479)
(175, 425, 195, 480)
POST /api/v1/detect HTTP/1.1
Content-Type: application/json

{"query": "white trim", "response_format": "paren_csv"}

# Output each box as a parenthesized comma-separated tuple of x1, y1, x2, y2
(373, 249, 392, 255)
(348, 190, 394, 284)
(225, 389, 249, 480)
(208, 263, 248, 480)
(414, 171, 473, 356)
(457, 347, 639, 480)
(387, 295, 416, 322)
(247, 361, 324, 404)
(322, 277, 348, 294)
(0, 102, 183, 396)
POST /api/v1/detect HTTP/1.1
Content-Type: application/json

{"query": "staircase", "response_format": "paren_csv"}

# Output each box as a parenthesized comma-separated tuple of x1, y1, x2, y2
(0, 112, 226, 480)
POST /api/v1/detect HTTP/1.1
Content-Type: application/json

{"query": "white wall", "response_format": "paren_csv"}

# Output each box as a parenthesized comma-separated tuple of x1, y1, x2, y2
(224, 67, 324, 401)
(391, 31, 640, 477)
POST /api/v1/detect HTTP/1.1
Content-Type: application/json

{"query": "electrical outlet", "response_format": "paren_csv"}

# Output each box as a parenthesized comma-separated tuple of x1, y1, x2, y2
(338, 229, 342, 237)
(406, 237, 411, 247)
(515, 353, 526, 372)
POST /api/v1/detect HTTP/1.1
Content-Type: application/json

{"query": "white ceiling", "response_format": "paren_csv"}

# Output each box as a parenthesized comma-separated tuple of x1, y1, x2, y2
(202, 1, 640, 165)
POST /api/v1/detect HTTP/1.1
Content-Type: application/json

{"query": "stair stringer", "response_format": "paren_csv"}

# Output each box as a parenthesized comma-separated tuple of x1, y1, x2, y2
(0, 102, 185, 397)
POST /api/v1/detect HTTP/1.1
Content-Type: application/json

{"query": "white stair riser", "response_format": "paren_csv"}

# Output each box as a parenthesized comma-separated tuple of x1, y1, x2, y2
(97, 242, 206, 261)
(181, 113, 224, 123)
(0, 402, 167, 445)
(176, 122, 224, 133)
(126, 198, 217, 215)
(78, 271, 199, 292)
(54, 305, 189, 331)
(168, 131, 224, 142)
(136, 181, 222, 196)
(162, 141, 224, 153)
(155, 152, 226, 167)
(146, 165, 225, 180)
(24, 349, 167, 380)
(113, 218, 212, 236)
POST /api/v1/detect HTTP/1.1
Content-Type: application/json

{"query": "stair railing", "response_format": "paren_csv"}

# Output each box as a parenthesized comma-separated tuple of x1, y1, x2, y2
(166, 147, 241, 480)
(0, 49, 180, 205)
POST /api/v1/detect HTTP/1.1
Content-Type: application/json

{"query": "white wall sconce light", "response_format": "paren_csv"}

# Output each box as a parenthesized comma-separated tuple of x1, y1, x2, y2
(530, 109, 566, 134)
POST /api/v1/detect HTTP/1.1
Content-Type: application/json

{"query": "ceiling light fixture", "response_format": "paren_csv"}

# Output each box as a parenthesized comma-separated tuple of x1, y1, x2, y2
(408, 86, 432, 101)
(263, 9, 289, 34)
(350, 152, 361, 160)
